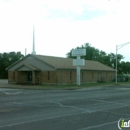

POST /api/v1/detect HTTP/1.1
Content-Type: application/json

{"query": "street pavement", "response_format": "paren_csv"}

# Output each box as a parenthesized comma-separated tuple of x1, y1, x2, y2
(0, 83, 130, 130)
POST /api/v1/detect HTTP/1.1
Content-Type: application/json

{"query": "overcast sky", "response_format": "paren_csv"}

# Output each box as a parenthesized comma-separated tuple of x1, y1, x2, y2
(0, 0, 130, 61)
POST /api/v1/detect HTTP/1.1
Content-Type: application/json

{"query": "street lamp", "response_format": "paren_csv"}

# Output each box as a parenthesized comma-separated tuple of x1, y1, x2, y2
(116, 42, 130, 84)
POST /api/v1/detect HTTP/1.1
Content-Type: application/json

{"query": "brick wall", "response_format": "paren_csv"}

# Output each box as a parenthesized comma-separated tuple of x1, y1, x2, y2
(81, 71, 98, 83)
(56, 70, 76, 85)
(56, 70, 115, 84)
(40, 71, 57, 84)
(8, 70, 115, 85)
(8, 71, 15, 83)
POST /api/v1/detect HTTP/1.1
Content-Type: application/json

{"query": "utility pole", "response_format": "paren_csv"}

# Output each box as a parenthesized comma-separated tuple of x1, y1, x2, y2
(116, 42, 130, 84)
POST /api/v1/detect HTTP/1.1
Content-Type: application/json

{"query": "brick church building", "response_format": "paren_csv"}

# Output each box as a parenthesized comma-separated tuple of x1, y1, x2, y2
(6, 54, 115, 85)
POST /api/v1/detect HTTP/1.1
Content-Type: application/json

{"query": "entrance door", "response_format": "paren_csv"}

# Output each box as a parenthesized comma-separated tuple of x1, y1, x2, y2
(27, 71, 32, 82)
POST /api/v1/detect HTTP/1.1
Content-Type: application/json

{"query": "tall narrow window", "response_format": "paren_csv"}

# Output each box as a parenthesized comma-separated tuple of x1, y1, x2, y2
(13, 72, 15, 79)
(106, 73, 108, 78)
(82, 71, 84, 81)
(70, 71, 72, 80)
(92, 72, 94, 79)
(48, 71, 50, 80)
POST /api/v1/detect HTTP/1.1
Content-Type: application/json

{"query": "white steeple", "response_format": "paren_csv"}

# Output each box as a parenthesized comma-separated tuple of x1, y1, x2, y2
(32, 25, 36, 55)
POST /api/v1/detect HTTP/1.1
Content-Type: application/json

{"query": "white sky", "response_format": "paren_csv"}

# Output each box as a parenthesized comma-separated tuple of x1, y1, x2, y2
(0, 0, 130, 61)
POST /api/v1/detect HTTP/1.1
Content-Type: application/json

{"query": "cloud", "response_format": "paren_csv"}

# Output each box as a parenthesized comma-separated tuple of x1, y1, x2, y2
(40, 0, 130, 22)
(0, 0, 130, 61)
(41, 0, 109, 21)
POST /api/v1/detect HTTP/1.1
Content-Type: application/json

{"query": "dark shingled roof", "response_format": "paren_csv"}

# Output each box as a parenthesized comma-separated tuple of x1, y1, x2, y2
(6, 54, 115, 71)
(32, 54, 115, 71)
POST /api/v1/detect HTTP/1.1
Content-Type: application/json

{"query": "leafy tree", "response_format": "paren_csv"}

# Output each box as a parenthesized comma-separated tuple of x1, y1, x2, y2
(0, 52, 24, 78)
(120, 61, 130, 74)
(67, 43, 125, 74)
(67, 43, 101, 60)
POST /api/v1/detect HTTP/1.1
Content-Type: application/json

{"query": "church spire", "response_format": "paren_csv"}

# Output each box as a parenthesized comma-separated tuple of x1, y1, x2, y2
(32, 25, 36, 55)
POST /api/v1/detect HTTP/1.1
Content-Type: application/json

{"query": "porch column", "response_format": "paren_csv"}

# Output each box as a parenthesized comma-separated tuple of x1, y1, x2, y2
(32, 71, 35, 85)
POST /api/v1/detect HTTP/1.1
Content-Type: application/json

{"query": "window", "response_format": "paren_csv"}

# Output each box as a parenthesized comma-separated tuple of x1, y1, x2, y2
(70, 71, 72, 80)
(13, 72, 15, 79)
(106, 73, 108, 78)
(48, 71, 50, 80)
(82, 71, 84, 81)
(92, 72, 94, 79)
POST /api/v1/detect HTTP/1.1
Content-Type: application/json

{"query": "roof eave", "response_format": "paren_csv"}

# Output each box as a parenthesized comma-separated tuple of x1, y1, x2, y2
(6, 54, 31, 70)
(56, 68, 115, 71)
(30, 54, 56, 70)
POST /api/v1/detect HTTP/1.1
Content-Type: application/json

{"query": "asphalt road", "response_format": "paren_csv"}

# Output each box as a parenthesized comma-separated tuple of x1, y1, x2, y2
(0, 85, 130, 130)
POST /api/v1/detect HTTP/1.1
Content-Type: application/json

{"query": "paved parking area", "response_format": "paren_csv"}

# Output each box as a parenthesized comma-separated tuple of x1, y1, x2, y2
(0, 80, 130, 130)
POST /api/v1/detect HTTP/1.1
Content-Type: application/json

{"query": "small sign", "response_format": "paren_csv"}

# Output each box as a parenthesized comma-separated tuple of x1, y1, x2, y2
(73, 59, 85, 66)
(72, 49, 86, 56)
(72, 48, 86, 85)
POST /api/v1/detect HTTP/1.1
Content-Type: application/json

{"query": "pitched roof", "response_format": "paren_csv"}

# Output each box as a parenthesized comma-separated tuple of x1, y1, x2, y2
(15, 64, 40, 71)
(31, 54, 115, 71)
(6, 54, 115, 71)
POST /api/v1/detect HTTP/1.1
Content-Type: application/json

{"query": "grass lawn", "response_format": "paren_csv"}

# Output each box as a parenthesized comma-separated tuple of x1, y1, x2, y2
(34, 81, 130, 90)
(0, 80, 130, 90)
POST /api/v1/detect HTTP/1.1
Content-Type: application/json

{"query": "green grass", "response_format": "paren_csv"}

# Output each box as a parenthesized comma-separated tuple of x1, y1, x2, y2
(38, 81, 130, 90)
(1, 81, 130, 90)
(33, 82, 130, 89)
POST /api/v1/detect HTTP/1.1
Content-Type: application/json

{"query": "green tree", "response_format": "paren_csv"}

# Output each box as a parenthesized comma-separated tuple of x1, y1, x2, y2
(0, 52, 24, 78)
(120, 61, 130, 74)
(67, 43, 101, 60)
(67, 43, 124, 74)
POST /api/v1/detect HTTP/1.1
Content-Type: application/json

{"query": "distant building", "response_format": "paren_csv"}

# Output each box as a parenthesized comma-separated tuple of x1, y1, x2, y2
(6, 54, 115, 85)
